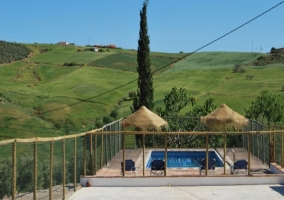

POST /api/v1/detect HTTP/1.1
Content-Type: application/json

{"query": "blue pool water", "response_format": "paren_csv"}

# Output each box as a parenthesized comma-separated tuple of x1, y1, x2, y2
(146, 151, 224, 168)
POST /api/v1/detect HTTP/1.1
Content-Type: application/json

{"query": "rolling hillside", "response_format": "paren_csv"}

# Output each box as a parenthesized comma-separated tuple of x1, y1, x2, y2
(0, 43, 283, 140)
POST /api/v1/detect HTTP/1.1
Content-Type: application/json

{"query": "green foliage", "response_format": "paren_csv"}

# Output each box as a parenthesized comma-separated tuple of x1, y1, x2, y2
(0, 158, 12, 199)
(39, 48, 52, 53)
(245, 90, 284, 126)
(62, 62, 79, 66)
(0, 40, 32, 64)
(156, 87, 191, 118)
(103, 116, 111, 124)
(110, 110, 118, 119)
(246, 74, 254, 80)
(132, 0, 154, 112)
(251, 47, 284, 66)
(232, 64, 245, 73)
(157, 93, 221, 148)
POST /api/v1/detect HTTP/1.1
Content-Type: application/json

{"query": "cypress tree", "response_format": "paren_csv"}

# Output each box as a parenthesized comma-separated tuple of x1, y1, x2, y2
(132, 0, 154, 112)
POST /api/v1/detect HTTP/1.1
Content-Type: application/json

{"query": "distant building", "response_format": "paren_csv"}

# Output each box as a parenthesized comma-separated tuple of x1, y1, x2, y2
(108, 44, 116, 49)
(94, 47, 99, 52)
(57, 41, 69, 46)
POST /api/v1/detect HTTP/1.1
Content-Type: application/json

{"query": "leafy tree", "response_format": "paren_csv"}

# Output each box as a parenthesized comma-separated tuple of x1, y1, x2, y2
(132, 0, 153, 112)
(156, 87, 191, 120)
(156, 93, 221, 148)
(245, 90, 284, 126)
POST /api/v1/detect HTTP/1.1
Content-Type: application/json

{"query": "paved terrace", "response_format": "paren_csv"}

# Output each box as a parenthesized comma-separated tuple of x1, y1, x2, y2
(68, 185, 284, 200)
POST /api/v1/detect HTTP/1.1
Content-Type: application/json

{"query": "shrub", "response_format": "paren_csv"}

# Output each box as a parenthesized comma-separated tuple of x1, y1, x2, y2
(232, 64, 245, 73)
(110, 110, 118, 119)
(239, 67, 246, 73)
(0, 159, 12, 199)
(246, 75, 254, 80)
(103, 116, 111, 124)
(232, 64, 241, 73)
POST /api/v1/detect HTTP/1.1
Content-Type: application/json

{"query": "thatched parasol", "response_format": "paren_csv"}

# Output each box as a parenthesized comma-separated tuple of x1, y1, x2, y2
(122, 106, 167, 131)
(200, 103, 248, 131)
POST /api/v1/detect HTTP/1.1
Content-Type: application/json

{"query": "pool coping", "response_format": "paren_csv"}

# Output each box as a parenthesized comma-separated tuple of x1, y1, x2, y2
(80, 175, 284, 187)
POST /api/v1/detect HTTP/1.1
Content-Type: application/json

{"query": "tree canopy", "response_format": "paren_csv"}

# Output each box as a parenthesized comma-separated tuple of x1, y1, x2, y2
(245, 90, 284, 126)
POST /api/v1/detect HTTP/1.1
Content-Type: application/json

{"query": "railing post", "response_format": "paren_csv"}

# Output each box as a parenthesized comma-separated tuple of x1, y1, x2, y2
(94, 134, 97, 175)
(164, 133, 167, 176)
(49, 140, 53, 200)
(33, 139, 37, 200)
(100, 134, 104, 169)
(110, 134, 113, 159)
(223, 132, 226, 175)
(143, 133, 145, 176)
(205, 133, 208, 176)
(122, 132, 125, 176)
(12, 140, 17, 200)
(62, 139, 66, 200)
(89, 134, 93, 175)
(83, 135, 86, 176)
(248, 133, 251, 176)
(262, 124, 265, 164)
(281, 131, 284, 167)
(74, 136, 76, 192)
(104, 134, 108, 164)
(252, 134, 255, 157)
(273, 127, 276, 163)
(269, 128, 274, 164)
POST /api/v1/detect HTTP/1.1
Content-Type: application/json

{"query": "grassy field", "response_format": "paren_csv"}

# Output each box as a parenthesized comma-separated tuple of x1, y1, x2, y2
(0, 43, 283, 140)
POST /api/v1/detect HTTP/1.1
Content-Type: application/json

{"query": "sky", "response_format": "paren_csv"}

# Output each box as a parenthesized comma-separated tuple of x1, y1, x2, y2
(0, 0, 283, 53)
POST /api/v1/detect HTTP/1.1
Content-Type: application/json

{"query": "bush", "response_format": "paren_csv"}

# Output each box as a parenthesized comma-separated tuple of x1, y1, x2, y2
(110, 110, 118, 119)
(239, 67, 246, 73)
(63, 62, 78, 66)
(232, 64, 245, 73)
(0, 159, 12, 199)
(246, 75, 254, 80)
(103, 116, 111, 124)
(232, 64, 241, 73)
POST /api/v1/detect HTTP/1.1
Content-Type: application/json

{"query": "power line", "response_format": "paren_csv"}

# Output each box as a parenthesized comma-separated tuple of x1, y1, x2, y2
(3, 0, 284, 123)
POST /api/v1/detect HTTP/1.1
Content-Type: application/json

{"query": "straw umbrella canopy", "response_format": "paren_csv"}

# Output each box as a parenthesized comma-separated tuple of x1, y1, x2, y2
(122, 106, 167, 130)
(200, 103, 248, 131)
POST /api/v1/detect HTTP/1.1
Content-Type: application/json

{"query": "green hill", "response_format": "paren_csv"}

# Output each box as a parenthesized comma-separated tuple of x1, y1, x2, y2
(0, 43, 283, 140)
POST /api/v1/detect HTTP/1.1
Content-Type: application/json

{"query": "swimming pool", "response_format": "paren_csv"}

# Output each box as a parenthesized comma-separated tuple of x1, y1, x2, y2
(146, 151, 224, 168)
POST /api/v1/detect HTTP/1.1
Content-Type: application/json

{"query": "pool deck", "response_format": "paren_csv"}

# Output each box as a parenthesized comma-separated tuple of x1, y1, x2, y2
(80, 148, 283, 187)
(93, 148, 270, 177)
